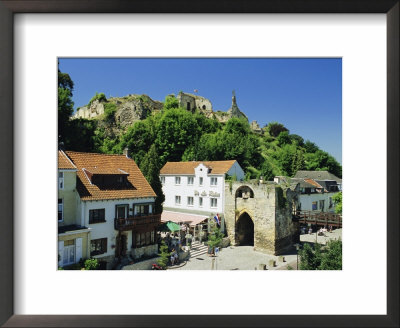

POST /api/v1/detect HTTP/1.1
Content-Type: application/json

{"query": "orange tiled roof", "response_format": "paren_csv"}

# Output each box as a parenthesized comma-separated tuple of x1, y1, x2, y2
(65, 151, 156, 201)
(304, 178, 324, 189)
(58, 150, 77, 170)
(160, 160, 237, 175)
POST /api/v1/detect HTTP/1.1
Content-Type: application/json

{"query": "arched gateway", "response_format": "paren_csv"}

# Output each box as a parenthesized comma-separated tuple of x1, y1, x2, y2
(236, 212, 254, 246)
(224, 181, 300, 255)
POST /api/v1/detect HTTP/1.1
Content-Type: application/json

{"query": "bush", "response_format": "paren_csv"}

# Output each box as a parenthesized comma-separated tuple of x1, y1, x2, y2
(157, 240, 170, 269)
(88, 92, 107, 106)
(84, 258, 100, 270)
(104, 102, 117, 121)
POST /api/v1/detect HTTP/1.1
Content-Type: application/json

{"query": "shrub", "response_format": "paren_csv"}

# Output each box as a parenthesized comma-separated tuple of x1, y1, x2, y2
(157, 240, 170, 269)
(84, 258, 100, 270)
(104, 102, 117, 121)
(88, 92, 107, 106)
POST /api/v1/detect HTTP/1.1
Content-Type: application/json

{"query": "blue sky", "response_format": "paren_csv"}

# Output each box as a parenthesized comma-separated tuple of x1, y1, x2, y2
(59, 58, 342, 163)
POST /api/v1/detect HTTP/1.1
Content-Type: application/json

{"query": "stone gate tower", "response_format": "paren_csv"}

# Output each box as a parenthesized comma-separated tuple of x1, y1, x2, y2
(224, 180, 300, 255)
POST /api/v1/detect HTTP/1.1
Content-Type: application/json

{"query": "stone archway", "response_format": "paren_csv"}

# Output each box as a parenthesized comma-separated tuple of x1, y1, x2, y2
(236, 212, 254, 246)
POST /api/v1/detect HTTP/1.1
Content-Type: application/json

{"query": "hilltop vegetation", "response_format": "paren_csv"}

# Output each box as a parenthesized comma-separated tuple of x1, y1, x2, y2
(58, 71, 342, 182)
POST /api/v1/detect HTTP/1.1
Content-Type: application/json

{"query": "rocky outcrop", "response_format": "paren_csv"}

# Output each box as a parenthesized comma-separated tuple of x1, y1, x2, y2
(73, 94, 163, 128)
(250, 120, 263, 134)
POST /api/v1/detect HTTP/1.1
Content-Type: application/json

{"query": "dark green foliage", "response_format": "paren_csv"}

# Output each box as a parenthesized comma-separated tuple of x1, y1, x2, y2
(304, 150, 342, 178)
(289, 134, 305, 147)
(64, 118, 97, 152)
(155, 107, 203, 163)
(332, 192, 342, 214)
(320, 240, 342, 270)
(259, 160, 274, 181)
(163, 94, 179, 110)
(304, 140, 319, 153)
(104, 102, 117, 121)
(140, 144, 165, 214)
(277, 131, 291, 146)
(266, 122, 289, 138)
(157, 240, 170, 269)
(88, 92, 107, 106)
(299, 240, 342, 270)
(84, 258, 99, 270)
(58, 70, 74, 146)
(119, 120, 155, 167)
(207, 224, 224, 249)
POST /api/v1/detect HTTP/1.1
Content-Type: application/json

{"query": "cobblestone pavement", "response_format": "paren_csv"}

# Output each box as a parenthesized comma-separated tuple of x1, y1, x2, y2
(174, 229, 342, 270)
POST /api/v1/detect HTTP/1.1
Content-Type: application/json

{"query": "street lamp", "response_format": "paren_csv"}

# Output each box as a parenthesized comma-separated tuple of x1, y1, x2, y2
(294, 243, 301, 270)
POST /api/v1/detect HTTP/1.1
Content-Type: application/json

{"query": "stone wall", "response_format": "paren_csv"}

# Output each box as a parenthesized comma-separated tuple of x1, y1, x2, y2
(177, 92, 213, 114)
(224, 181, 299, 255)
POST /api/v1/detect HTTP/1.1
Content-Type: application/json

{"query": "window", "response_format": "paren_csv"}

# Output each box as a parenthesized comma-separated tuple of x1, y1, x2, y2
(116, 205, 128, 219)
(175, 196, 181, 205)
(175, 176, 181, 185)
(160, 176, 165, 184)
(58, 172, 64, 189)
(135, 233, 141, 247)
(135, 204, 150, 216)
(210, 177, 218, 186)
(63, 240, 75, 265)
(58, 198, 63, 221)
(146, 231, 151, 245)
(89, 209, 105, 224)
(210, 198, 218, 208)
(199, 177, 203, 186)
(319, 200, 325, 211)
(90, 238, 107, 256)
(187, 176, 194, 185)
(329, 197, 333, 208)
(199, 197, 203, 207)
(151, 231, 155, 243)
(187, 196, 194, 206)
(312, 201, 318, 211)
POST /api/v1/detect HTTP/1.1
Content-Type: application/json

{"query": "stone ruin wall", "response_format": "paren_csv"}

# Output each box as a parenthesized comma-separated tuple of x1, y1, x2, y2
(224, 181, 299, 255)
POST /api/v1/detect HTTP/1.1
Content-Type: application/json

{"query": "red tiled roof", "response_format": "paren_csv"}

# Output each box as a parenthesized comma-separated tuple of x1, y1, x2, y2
(304, 178, 325, 190)
(58, 150, 77, 170)
(160, 160, 237, 175)
(65, 151, 156, 201)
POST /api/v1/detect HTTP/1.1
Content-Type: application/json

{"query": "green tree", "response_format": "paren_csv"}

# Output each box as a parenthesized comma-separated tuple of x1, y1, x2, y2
(299, 240, 342, 270)
(157, 240, 170, 269)
(273, 144, 297, 176)
(119, 120, 155, 167)
(320, 240, 342, 270)
(289, 134, 305, 147)
(58, 70, 74, 145)
(304, 140, 319, 153)
(207, 224, 224, 250)
(266, 122, 289, 138)
(163, 94, 179, 110)
(259, 160, 274, 181)
(155, 107, 201, 163)
(332, 192, 342, 214)
(140, 144, 165, 214)
(88, 92, 107, 106)
(277, 131, 291, 147)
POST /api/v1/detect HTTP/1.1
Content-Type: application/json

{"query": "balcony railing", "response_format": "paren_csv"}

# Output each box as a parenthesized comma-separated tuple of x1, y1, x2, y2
(114, 214, 161, 231)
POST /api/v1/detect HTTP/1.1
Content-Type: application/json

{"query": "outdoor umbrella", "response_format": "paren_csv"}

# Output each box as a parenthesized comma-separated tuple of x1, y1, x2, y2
(158, 220, 181, 232)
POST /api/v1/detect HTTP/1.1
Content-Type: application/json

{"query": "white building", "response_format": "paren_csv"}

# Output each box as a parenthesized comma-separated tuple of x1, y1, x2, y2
(275, 170, 342, 213)
(160, 160, 245, 234)
(60, 151, 160, 268)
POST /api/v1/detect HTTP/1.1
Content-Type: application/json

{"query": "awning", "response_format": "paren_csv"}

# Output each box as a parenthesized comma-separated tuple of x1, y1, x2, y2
(158, 221, 181, 232)
(161, 211, 208, 227)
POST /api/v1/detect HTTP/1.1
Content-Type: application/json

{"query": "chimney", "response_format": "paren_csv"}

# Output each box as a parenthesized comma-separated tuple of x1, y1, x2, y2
(123, 147, 130, 158)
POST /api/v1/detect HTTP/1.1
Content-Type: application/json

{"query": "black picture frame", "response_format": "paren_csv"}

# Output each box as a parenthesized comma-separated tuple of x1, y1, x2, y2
(0, 1, 398, 327)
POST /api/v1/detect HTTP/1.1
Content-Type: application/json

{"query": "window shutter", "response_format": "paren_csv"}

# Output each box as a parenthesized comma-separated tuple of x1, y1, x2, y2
(75, 238, 83, 262)
(58, 241, 64, 267)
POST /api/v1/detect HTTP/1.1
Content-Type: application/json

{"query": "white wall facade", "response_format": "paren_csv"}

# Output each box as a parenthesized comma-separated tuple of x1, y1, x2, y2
(161, 164, 225, 216)
(298, 192, 338, 213)
(79, 197, 155, 260)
